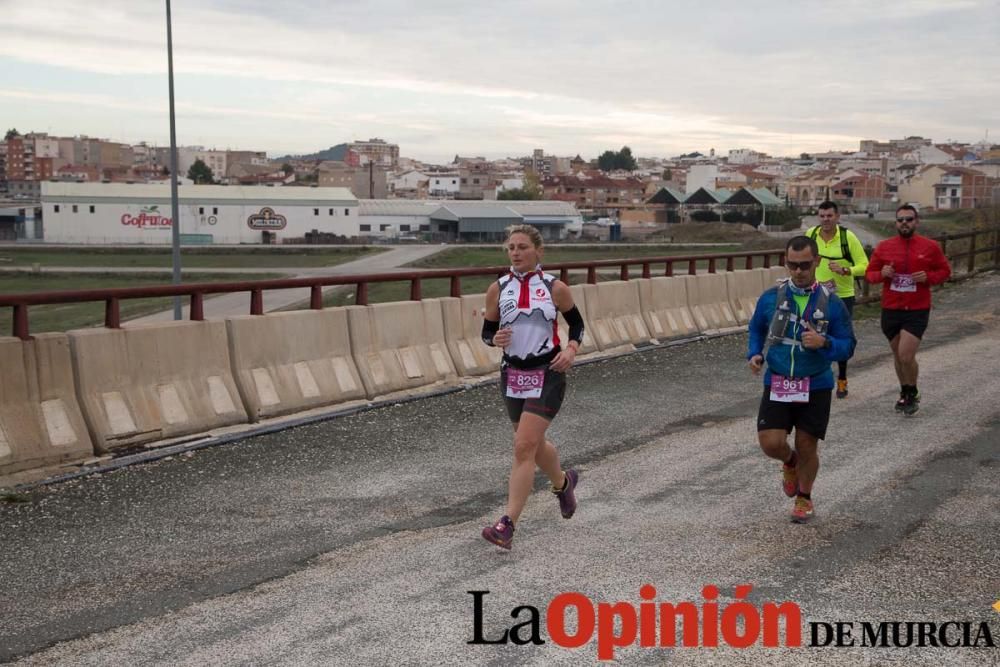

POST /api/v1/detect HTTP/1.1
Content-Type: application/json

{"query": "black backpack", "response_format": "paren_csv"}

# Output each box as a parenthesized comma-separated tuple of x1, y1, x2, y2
(808, 225, 853, 265)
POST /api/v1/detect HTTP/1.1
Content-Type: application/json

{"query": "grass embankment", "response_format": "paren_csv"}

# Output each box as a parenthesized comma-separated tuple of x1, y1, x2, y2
(315, 226, 782, 307)
(0, 271, 281, 334)
(0, 246, 385, 269)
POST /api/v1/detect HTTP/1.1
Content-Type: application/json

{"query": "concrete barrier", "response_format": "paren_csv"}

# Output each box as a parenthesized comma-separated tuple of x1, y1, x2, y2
(69, 321, 248, 453)
(0, 334, 94, 475)
(347, 300, 457, 398)
(726, 269, 768, 325)
(439, 294, 502, 377)
(422, 298, 460, 380)
(557, 284, 600, 357)
(226, 309, 367, 421)
(765, 266, 787, 287)
(683, 273, 741, 335)
(637, 277, 699, 341)
(583, 281, 655, 351)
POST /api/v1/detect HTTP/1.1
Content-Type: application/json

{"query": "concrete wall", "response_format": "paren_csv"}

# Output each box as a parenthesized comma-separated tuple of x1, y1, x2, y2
(347, 301, 457, 398)
(726, 269, 768, 325)
(439, 294, 502, 377)
(227, 309, 367, 421)
(582, 281, 655, 351)
(682, 274, 740, 335)
(557, 284, 599, 358)
(636, 277, 699, 341)
(69, 321, 247, 453)
(0, 335, 93, 475)
(765, 266, 787, 287)
(3, 266, 790, 477)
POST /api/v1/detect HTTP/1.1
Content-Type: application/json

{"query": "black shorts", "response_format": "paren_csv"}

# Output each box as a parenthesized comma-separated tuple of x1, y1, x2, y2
(501, 366, 567, 423)
(841, 296, 855, 317)
(881, 308, 930, 340)
(757, 387, 832, 440)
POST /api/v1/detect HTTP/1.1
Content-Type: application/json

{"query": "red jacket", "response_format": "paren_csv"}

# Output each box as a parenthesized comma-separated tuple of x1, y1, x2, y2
(865, 233, 951, 310)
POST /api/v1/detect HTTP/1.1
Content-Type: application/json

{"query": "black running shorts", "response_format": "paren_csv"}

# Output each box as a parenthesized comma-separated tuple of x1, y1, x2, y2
(881, 308, 930, 340)
(757, 387, 832, 440)
(501, 366, 567, 423)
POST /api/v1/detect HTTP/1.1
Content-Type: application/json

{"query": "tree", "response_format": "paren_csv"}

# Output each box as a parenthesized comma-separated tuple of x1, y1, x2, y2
(499, 170, 543, 200)
(5, 128, 19, 140)
(187, 158, 215, 184)
(597, 150, 617, 171)
(281, 163, 294, 176)
(498, 187, 543, 201)
(521, 170, 542, 198)
(662, 168, 672, 181)
(597, 146, 637, 172)
(616, 146, 637, 171)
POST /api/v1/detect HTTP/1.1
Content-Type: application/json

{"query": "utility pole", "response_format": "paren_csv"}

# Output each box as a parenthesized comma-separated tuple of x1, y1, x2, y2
(166, 0, 182, 319)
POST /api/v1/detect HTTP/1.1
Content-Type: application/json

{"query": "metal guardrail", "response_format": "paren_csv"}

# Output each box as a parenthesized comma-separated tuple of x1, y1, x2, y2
(0, 249, 785, 340)
(2, 228, 998, 341)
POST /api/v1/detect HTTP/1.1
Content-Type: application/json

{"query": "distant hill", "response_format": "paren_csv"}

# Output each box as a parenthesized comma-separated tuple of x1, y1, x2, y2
(276, 143, 349, 161)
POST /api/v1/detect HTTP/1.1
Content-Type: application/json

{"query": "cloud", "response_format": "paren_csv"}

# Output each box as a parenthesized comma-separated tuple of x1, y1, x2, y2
(1, 0, 997, 160)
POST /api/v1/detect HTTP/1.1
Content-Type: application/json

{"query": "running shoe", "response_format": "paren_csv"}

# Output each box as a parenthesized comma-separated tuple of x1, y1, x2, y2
(482, 515, 514, 549)
(553, 469, 579, 519)
(791, 496, 814, 523)
(901, 392, 920, 416)
(836, 378, 848, 399)
(894, 392, 907, 412)
(782, 462, 798, 498)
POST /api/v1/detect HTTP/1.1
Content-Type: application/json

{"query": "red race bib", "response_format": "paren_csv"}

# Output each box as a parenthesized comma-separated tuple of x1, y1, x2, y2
(506, 368, 545, 399)
(770, 374, 810, 403)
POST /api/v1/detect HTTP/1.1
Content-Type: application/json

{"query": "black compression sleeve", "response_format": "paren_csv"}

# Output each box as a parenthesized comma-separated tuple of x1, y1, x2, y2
(482, 318, 499, 346)
(562, 306, 584, 345)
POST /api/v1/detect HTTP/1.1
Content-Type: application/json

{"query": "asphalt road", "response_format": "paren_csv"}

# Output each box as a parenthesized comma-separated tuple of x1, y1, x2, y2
(2, 272, 998, 665)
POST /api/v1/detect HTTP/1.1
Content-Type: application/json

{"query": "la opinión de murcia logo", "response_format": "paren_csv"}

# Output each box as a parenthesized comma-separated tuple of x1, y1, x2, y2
(468, 586, 996, 661)
(121, 205, 172, 229)
(247, 207, 287, 230)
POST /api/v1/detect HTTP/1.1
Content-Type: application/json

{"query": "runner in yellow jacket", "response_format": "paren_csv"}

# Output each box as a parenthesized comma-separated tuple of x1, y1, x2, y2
(806, 201, 869, 398)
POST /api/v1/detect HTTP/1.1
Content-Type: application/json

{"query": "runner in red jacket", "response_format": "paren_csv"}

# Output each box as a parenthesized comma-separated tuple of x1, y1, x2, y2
(865, 205, 952, 415)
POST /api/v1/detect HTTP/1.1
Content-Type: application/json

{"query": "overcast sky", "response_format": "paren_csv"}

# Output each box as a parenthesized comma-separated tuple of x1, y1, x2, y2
(1, 1, 998, 163)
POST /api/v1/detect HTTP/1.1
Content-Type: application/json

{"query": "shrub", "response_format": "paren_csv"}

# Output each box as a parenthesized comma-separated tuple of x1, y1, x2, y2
(690, 210, 720, 222)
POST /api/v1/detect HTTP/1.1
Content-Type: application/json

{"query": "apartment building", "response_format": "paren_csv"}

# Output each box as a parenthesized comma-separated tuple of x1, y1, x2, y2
(933, 167, 996, 209)
(541, 172, 646, 214)
(897, 165, 950, 210)
(317, 161, 388, 199)
(4, 135, 36, 181)
(785, 170, 839, 207)
(727, 148, 763, 164)
(830, 171, 888, 211)
(457, 161, 497, 199)
(348, 138, 399, 169)
(426, 170, 460, 198)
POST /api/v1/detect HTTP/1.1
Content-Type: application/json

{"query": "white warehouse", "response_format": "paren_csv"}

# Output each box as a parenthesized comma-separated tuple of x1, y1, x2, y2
(40, 182, 359, 245)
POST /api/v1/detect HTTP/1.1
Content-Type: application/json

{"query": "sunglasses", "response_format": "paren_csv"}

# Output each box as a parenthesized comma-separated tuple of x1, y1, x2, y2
(896, 216, 916, 223)
(786, 260, 814, 271)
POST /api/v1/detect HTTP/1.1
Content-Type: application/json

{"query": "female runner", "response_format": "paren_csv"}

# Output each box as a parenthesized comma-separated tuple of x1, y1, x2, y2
(481, 224, 585, 550)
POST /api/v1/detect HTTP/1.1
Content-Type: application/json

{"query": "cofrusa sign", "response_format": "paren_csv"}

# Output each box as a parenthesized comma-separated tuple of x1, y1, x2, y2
(247, 207, 287, 230)
(121, 206, 172, 229)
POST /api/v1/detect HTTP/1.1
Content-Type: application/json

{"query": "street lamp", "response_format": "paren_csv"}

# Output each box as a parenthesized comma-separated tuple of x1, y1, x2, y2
(166, 0, 182, 319)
